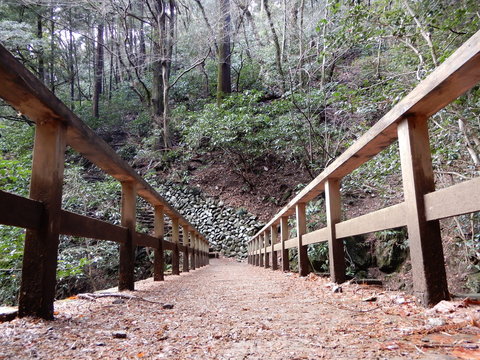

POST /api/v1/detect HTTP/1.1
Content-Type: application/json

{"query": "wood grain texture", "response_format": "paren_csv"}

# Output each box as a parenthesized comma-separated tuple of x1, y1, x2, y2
(60, 210, 128, 243)
(0, 190, 44, 230)
(18, 121, 66, 320)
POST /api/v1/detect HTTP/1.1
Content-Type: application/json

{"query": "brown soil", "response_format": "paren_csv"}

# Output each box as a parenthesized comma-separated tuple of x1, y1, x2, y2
(2, 259, 480, 360)
(186, 153, 312, 223)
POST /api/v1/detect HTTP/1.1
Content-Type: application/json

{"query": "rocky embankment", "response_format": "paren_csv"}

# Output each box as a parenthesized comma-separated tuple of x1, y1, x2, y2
(154, 181, 264, 259)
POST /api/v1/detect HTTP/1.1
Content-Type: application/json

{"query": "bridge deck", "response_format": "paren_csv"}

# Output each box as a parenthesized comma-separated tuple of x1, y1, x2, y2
(1, 259, 478, 359)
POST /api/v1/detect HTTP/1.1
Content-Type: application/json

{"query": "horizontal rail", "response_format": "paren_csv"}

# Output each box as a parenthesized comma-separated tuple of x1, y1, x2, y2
(251, 30, 480, 238)
(60, 210, 128, 244)
(425, 177, 480, 221)
(0, 190, 44, 229)
(335, 203, 406, 239)
(0, 45, 202, 236)
(135, 232, 160, 248)
(248, 30, 480, 305)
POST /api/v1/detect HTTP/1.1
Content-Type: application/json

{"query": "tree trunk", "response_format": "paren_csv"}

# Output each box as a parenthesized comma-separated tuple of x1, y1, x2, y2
(217, 0, 232, 105)
(37, 11, 45, 82)
(93, 22, 104, 118)
(263, 0, 285, 92)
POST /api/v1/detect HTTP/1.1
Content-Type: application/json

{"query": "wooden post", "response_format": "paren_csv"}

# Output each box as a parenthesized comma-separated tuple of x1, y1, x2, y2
(259, 234, 264, 267)
(326, 178, 346, 283)
(296, 203, 309, 276)
(153, 205, 165, 281)
(18, 121, 66, 319)
(280, 217, 289, 271)
(190, 231, 196, 270)
(271, 225, 278, 270)
(172, 217, 180, 275)
(264, 230, 270, 268)
(398, 116, 449, 305)
(182, 225, 189, 272)
(119, 181, 136, 291)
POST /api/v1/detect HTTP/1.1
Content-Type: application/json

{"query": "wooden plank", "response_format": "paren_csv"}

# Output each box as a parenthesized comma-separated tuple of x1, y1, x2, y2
(135, 232, 158, 248)
(18, 121, 66, 320)
(0, 190, 43, 229)
(398, 116, 449, 305)
(326, 179, 345, 283)
(119, 182, 136, 291)
(172, 218, 180, 275)
(154, 206, 165, 281)
(163, 240, 175, 251)
(425, 177, 480, 221)
(302, 227, 329, 245)
(259, 234, 264, 267)
(251, 30, 480, 240)
(59, 210, 127, 243)
(335, 203, 406, 239)
(0, 44, 202, 239)
(296, 203, 309, 276)
(182, 225, 189, 273)
(280, 217, 289, 271)
(273, 243, 282, 252)
(189, 230, 196, 270)
(264, 230, 270, 268)
(284, 237, 297, 250)
(271, 225, 278, 271)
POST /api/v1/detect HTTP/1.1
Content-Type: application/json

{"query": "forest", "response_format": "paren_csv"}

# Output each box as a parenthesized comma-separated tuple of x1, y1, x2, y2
(0, 0, 479, 306)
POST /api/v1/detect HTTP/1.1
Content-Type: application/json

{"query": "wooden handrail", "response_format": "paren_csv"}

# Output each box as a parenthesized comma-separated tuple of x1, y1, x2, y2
(0, 44, 209, 319)
(250, 30, 480, 238)
(248, 29, 480, 306)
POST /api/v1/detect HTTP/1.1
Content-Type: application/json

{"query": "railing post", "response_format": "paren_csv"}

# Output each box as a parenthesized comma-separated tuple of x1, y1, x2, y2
(182, 225, 190, 272)
(296, 203, 309, 276)
(259, 234, 264, 267)
(154, 205, 165, 281)
(264, 230, 270, 268)
(119, 181, 136, 291)
(172, 217, 180, 275)
(190, 230, 196, 270)
(280, 216, 289, 271)
(326, 178, 346, 283)
(398, 116, 449, 305)
(271, 225, 278, 270)
(18, 121, 66, 319)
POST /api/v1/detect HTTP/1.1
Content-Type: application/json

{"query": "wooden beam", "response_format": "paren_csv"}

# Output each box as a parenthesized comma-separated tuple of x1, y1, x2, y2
(280, 217, 289, 271)
(18, 121, 66, 320)
(0, 44, 203, 240)
(0, 190, 44, 229)
(154, 206, 165, 281)
(259, 234, 264, 267)
(190, 231, 196, 270)
(182, 225, 189, 273)
(398, 116, 449, 305)
(264, 230, 270, 268)
(59, 210, 128, 243)
(284, 238, 297, 249)
(335, 203, 406, 239)
(251, 30, 480, 240)
(163, 240, 175, 251)
(271, 225, 278, 270)
(326, 179, 346, 283)
(119, 182, 136, 291)
(172, 217, 180, 275)
(296, 203, 309, 276)
(135, 232, 158, 248)
(425, 177, 480, 221)
(302, 227, 329, 245)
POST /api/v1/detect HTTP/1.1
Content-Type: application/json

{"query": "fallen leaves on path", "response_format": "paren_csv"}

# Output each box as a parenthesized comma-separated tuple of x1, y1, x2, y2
(1, 258, 479, 359)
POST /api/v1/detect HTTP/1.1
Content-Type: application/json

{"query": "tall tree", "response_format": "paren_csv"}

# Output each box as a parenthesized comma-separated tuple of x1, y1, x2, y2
(93, 21, 104, 118)
(217, 0, 232, 104)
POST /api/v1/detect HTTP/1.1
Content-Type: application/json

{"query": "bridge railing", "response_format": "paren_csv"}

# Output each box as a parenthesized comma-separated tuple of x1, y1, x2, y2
(247, 30, 480, 306)
(0, 44, 209, 320)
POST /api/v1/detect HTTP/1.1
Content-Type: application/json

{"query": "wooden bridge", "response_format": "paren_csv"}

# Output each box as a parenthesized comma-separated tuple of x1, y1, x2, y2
(0, 28, 479, 331)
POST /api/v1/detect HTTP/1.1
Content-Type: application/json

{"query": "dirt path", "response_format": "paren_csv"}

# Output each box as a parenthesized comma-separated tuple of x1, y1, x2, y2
(1, 258, 479, 359)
